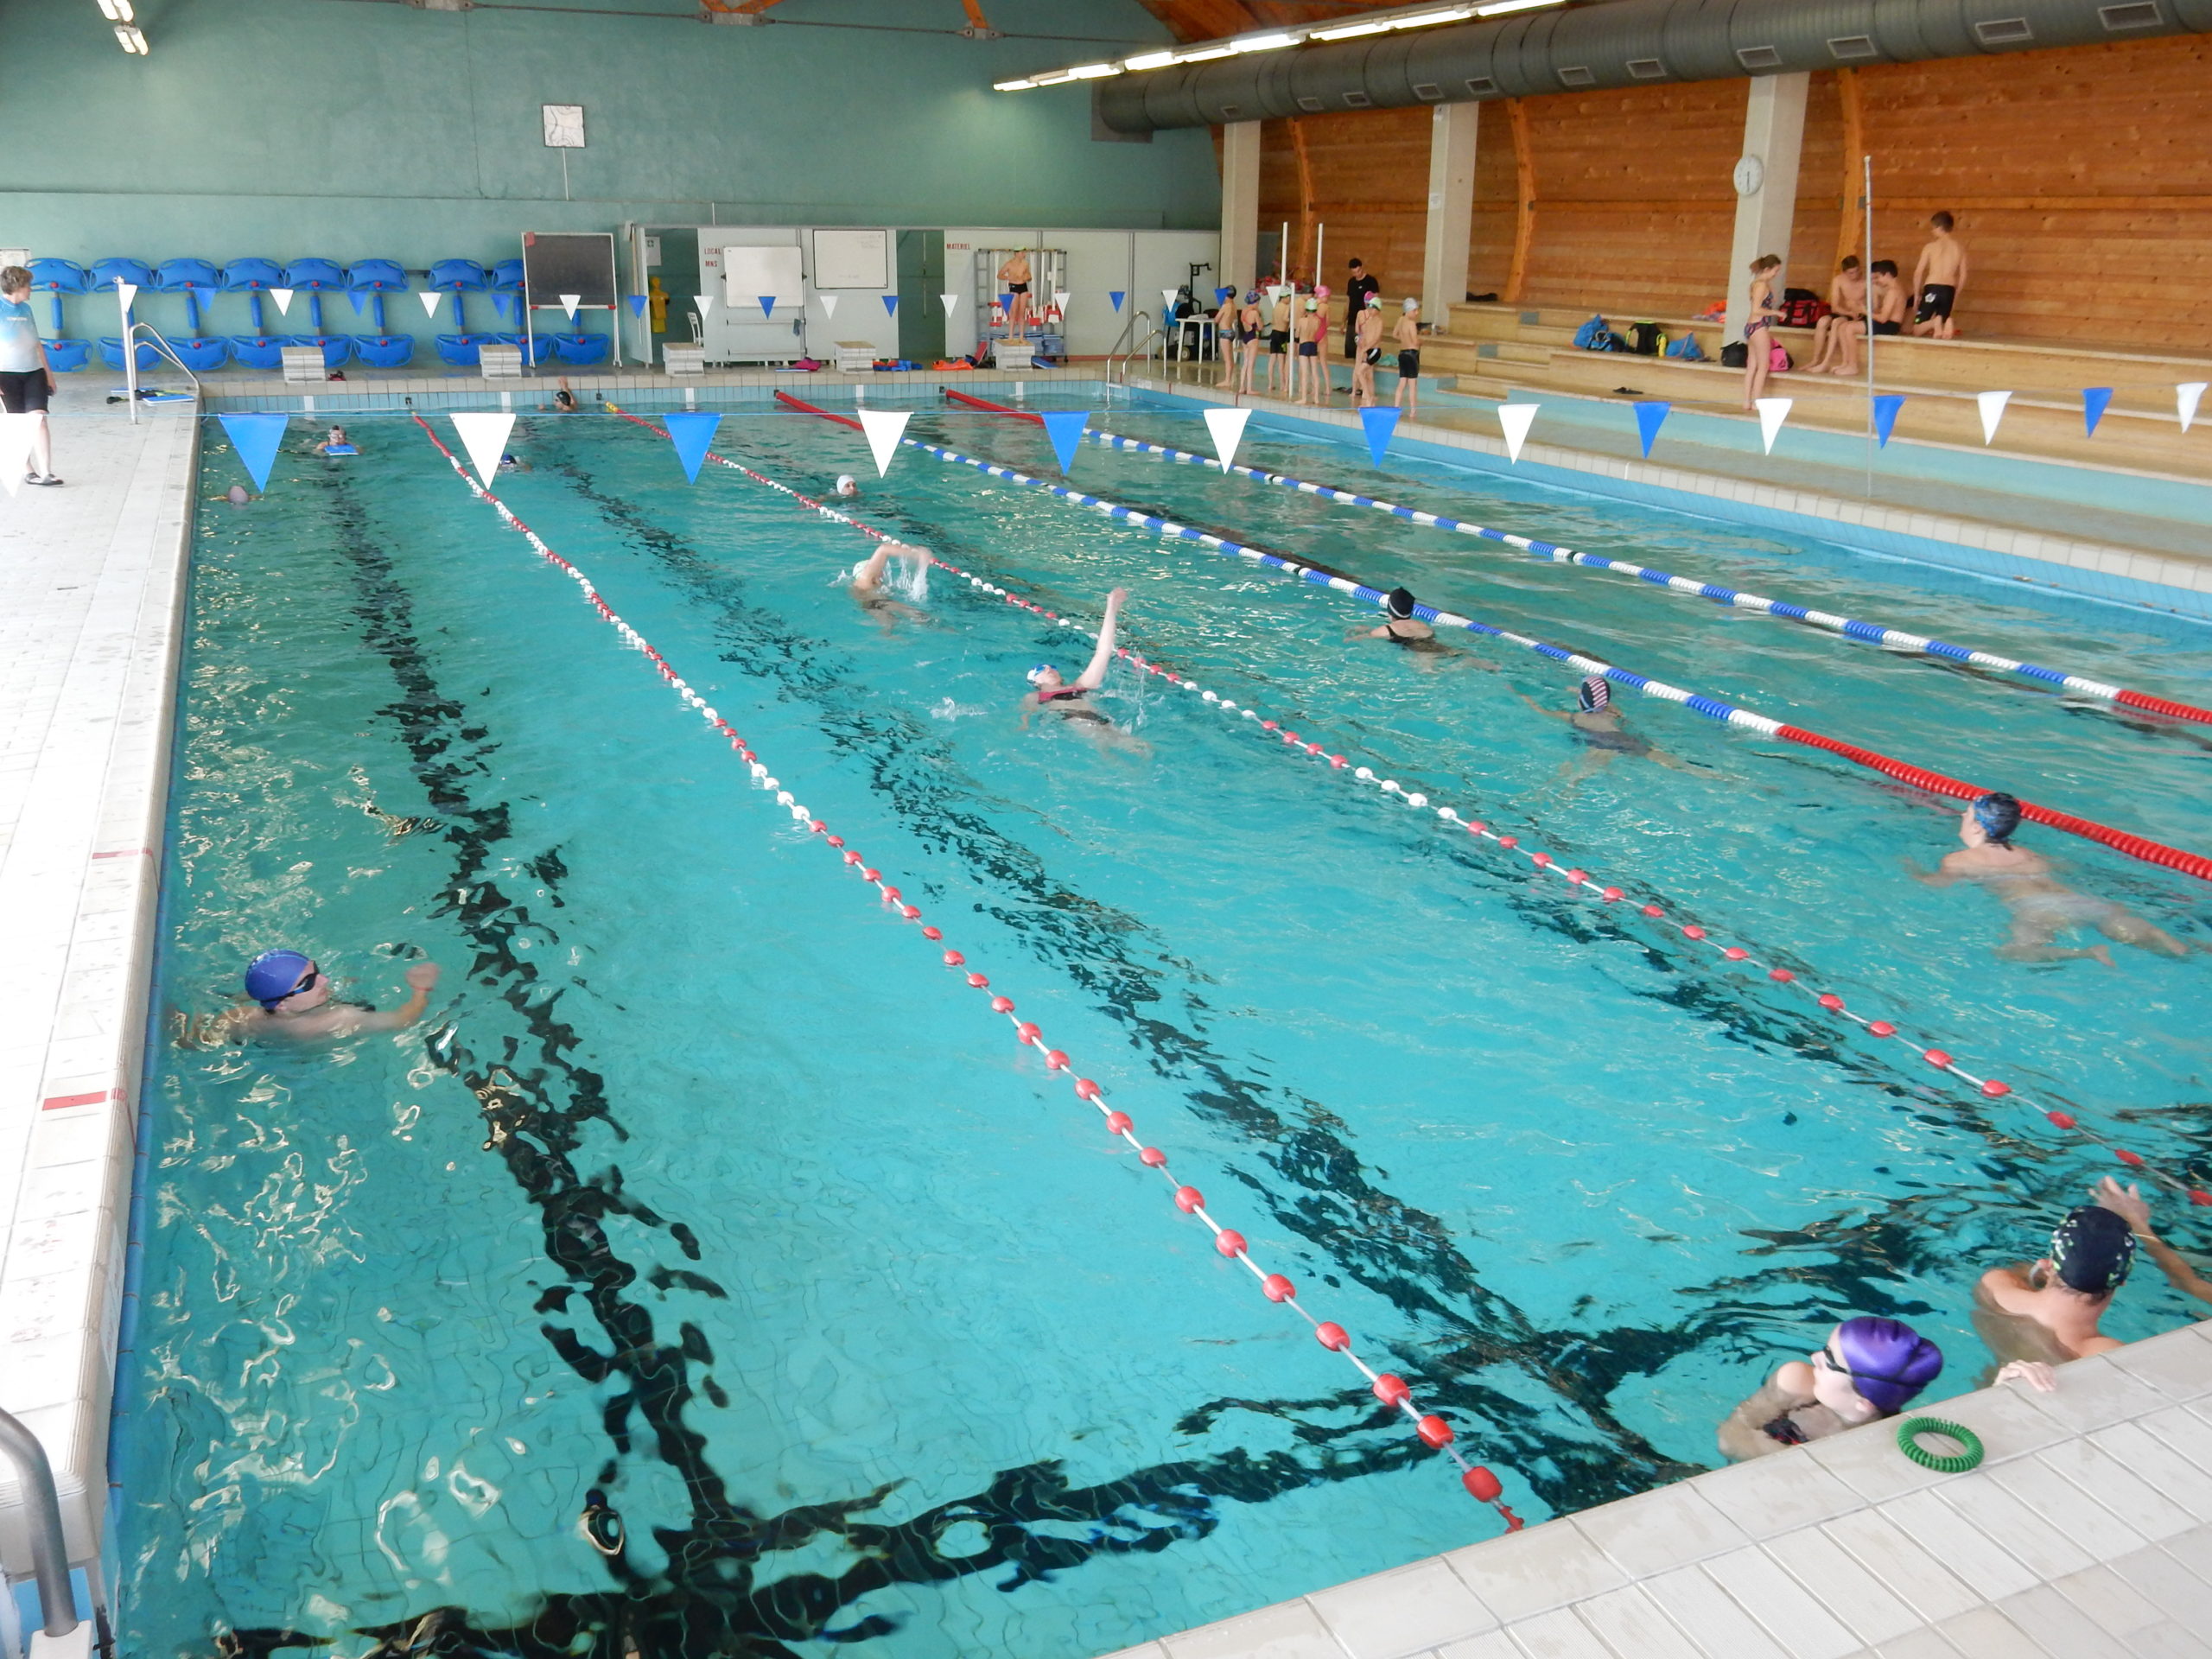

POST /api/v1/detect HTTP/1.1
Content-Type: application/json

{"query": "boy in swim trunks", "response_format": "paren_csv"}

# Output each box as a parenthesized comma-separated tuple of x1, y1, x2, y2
(1804, 257, 1866, 376)
(998, 251, 1033, 337)
(1906, 791, 2189, 964)
(1739, 252, 1782, 411)
(1264, 283, 1292, 398)
(1975, 1204, 2134, 1366)
(1298, 297, 1327, 406)
(1020, 586, 1147, 753)
(1910, 213, 1967, 339)
(1351, 293, 1384, 407)
(1867, 260, 1908, 336)
(1391, 297, 1422, 416)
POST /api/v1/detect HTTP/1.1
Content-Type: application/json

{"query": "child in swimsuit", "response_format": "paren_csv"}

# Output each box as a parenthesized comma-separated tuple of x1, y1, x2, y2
(1021, 587, 1147, 753)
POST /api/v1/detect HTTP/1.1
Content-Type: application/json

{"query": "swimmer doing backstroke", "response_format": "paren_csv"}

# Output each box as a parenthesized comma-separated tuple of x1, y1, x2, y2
(849, 539, 930, 629)
(1020, 587, 1147, 753)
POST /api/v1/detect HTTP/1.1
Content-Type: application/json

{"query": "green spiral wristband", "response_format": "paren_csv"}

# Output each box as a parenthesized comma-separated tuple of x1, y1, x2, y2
(1897, 1416, 1984, 1473)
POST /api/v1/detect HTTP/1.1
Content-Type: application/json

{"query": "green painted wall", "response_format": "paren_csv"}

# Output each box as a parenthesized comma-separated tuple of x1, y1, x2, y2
(2, 0, 1214, 354)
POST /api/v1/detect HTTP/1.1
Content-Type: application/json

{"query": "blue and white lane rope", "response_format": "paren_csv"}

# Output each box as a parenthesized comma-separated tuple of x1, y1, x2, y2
(1065, 420, 2212, 728)
(645, 411, 2212, 1215)
(454, 410, 1529, 1529)
(805, 410, 2209, 884)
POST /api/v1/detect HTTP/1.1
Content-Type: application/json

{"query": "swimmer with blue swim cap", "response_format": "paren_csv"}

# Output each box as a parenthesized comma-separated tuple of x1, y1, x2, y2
(180, 949, 441, 1046)
(1909, 791, 2189, 964)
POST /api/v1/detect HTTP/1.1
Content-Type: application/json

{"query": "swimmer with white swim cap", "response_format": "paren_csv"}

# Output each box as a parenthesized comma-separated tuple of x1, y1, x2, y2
(849, 538, 929, 630)
(834, 474, 860, 498)
(1021, 586, 1147, 753)
(180, 950, 441, 1046)
(1906, 791, 2190, 964)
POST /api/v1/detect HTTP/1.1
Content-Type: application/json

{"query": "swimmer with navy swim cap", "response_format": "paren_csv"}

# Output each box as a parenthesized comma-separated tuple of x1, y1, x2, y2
(1349, 586, 1435, 648)
(179, 950, 441, 1046)
(1909, 791, 2190, 964)
(1519, 673, 1698, 791)
(1718, 1315, 1948, 1460)
(1021, 586, 1147, 753)
(1976, 1203, 2138, 1369)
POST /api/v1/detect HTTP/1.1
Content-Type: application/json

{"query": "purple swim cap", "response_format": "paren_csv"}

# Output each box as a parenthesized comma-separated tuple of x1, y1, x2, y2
(1834, 1316, 1943, 1416)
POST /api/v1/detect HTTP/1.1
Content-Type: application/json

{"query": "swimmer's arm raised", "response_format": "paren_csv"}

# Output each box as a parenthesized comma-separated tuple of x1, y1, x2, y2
(2096, 1178, 2212, 1306)
(1072, 588, 1128, 692)
(351, 963, 441, 1033)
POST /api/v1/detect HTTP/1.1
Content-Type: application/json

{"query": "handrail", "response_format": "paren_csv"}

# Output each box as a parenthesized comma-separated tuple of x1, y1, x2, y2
(1108, 313, 1158, 385)
(119, 320, 201, 425)
(0, 1408, 78, 1637)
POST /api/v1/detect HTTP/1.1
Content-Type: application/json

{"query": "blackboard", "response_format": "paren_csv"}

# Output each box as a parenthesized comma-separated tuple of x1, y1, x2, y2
(521, 232, 617, 307)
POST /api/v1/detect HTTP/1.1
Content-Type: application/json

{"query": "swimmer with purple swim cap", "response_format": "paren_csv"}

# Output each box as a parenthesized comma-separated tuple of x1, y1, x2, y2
(179, 949, 442, 1046)
(1718, 1316, 1948, 1461)
(1908, 790, 2190, 964)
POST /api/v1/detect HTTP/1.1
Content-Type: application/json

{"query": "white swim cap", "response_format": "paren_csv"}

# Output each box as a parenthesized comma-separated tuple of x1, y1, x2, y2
(1402, 296, 1421, 311)
(836, 474, 856, 492)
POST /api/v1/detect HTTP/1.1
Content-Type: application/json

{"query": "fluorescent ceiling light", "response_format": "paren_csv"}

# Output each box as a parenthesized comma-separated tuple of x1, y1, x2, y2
(1474, 0, 1559, 12)
(1065, 61, 1121, 78)
(993, 77, 1038, 90)
(1122, 49, 1176, 70)
(1313, 19, 1391, 39)
(97, 0, 134, 20)
(115, 22, 147, 51)
(1230, 31, 1301, 52)
(1175, 44, 1233, 62)
(1390, 5, 1475, 26)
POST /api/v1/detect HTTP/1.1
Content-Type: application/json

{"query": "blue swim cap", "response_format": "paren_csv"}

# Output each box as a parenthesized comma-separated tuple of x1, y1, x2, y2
(244, 950, 312, 1008)
(1025, 664, 1054, 685)
(1971, 791, 2021, 843)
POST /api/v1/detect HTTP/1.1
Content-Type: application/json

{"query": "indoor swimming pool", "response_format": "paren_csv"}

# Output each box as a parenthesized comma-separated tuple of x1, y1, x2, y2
(120, 389, 2212, 1657)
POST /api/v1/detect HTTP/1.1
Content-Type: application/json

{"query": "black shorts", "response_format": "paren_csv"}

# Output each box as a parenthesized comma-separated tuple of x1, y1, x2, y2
(0, 369, 50, 414)
(1268, 328, 1289, 354)
(1915, 283, 1955, 322)
(1297, 340, 1318, 357)
(1005, 283, 1028, 296)
(1872, 320, 1902, 336)
(1362, 346, 1382, 365)
(1396, 349, 1420, 379)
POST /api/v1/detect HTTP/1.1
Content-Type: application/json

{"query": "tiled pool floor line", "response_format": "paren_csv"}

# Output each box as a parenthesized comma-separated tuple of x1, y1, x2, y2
(11, 379, 2212, 1656)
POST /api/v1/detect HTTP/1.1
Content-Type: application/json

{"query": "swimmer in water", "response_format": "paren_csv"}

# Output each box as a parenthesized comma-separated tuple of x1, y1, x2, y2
(180, 950, 441, 1047)
(1521, 675, 1700, 791)
(312, 425, 353, 455)
(834, 474, 860, 499)
(225, 484, 251, 506)
(849, 539, 929, 630)
(1349, 587, 1436, 648)
(496, 452, 531, 474)
(550, 377, 579, 413)
(1020, 586, 1147, 753)
(1906, 791, 2189, 965)
(1716, 1317, 1946, 1461)
(2094, 1176, 2212, 1309)
(1975, 1203, 2135, 1367)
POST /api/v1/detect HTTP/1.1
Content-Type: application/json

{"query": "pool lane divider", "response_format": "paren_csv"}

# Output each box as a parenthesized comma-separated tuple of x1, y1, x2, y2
(641, 409, 2212, 1217)
(772, 392, 2212, 887)
(954, 397, 2212, 731)
(413, 411, 1529, 1532)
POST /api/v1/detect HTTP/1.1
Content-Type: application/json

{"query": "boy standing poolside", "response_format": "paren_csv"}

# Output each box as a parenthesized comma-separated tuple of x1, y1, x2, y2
(1391, 297, 1422, 416)
(1910, 213, 1968, 339)
(1351, 294, 1384, 407)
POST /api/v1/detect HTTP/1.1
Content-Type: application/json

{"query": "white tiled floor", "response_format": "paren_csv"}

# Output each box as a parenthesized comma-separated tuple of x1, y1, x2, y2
(0, 391, 196, 1572)
(1102, 1326, 2212, 1659)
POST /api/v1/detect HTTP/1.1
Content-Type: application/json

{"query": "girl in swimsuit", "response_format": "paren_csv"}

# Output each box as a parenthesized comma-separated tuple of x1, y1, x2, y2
(1741, 251, 1783, 410)
(1236, 291, 1264, 396)
(1349, 586, 1438, 649)
(1021, 587, 1147, 753)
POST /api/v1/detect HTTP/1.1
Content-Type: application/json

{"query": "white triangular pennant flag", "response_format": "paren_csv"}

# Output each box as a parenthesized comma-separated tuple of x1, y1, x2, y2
(116, 281, 138, 312)
(0, 413, 39, 496)
(1052, 289, 1070, 317)
(270, 288, 293, 316)
(560, 293, 582, 321)
(1162, 288, 1179, 311)
(449, 412, 518, 486)
(1976, 390, 2012, 445)
(693, 293, 715, 320)
(419, 290, 443, 318)
(2179, 381, 2208, 435)
(857, 409, 911, 478)
(1755, 397, 1792, 454)
(1497, 402, 1539, 463)
(939, 293, 962, 318)
(1203, 406, 1250, 473)
(819, 295, 838, 321)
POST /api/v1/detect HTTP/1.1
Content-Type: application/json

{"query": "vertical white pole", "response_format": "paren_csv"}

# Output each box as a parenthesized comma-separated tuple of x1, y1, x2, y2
(121, 287, 138, 424)
(1864, 153, 1876, 492)
(1724, 73, 1809, 349)
(1279, 222, 1288, 283)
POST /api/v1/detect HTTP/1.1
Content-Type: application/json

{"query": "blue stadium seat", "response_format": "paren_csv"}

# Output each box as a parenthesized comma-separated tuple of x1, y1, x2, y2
(228, 337, 286, 371)
(220, 258, 283, 291)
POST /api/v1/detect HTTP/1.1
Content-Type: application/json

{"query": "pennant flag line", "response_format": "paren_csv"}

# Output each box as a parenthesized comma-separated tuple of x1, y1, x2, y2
(1497, 401, 1538, 463)
(1358, 405, 1400, 467)
(693, 293, 715, 320)
(2179, 381, 2207, 434)
(819, 295, 839, 321)
(1039, 410, 1090, 475)
(758, 296, 777, 320)
(216, 412, 287, 493)
(1976, 390, 2012, 445)
(1633, 400, 1670, 457)
(271, 288, 293, 315)
(940, 293, 962, 318)
(1755, 397, 1792, 454)
(1203, 406, 1251, 473)
(663, 412, 721, 483)
(348, 291, 368, 315)
(1214, 286, 1233, 306)
(858, 409, 911, 477)
(420, 291, 444, 318)
(0, 412, 45, 497)
(882, 294, 899, 316)
(2081, 386, 2113, 437)
(1109, 290, 1126, 313)
(116, 282, 138, 313)
(999, 292, 1014, 315)
(1052, 289, 1070, 318)
(1872, 394, 1905, 448)
(449, 412, 517, 486)
(1161, 288, 1179, 312)
(561, 294, 582, 321)
(627, 294, 647, 318)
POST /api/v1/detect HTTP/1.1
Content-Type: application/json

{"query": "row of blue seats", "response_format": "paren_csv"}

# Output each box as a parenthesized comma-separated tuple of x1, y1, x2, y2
(27, 258, 609, 371)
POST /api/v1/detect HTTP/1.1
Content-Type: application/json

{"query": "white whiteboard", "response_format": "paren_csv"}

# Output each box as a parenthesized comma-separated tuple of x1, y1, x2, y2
(720, 245, 804, 308)
(810, 228, 889, 291)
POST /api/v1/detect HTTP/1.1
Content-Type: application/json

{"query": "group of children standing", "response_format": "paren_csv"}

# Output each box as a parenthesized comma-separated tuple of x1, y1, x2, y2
(1214, 263, 1425, 414)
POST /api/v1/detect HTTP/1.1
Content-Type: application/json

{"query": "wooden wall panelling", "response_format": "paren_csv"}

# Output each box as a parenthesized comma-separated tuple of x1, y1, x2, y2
(1831, 67, 1867, 275)
(1503, 98, 1534, 304)
(1786, 70, 1845, 298)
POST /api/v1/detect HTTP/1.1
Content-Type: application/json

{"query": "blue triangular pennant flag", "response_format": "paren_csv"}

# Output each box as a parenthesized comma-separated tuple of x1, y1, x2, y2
(1109, 290, 1126, 313)
(759, 296, 777, 319)
(663, 412, 722, 483)
(882, 294, 899, 316)
(2082, 386, 2113, 437)
(1039, 410, 1090, 474)
(1214, 287, 1233, 306)
(1359, 405, 1400, 466)
(217, 412, 287, 492)
(1872, 394, 1905, 448)
(1633, 400, 1670, 457)
(627, 294, 647, 318)
(999, 293, 1014, 316)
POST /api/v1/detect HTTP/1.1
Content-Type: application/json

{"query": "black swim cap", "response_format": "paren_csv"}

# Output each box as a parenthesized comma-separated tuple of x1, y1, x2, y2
(2051, 1205, 2135, 1296)
(1385, 587, 1417, 620)
(1972, 792, 2022, 843)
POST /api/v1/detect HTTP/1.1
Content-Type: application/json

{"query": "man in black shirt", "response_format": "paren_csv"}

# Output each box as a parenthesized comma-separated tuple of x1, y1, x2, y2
(1343, 257, 1380, 359)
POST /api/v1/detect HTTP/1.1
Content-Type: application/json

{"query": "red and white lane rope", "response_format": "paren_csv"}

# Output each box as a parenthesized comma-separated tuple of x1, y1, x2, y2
(614, 409, 2212, 1216)
(938, 391, 2212, 731)
(776, 393, 2212, 887)
(412, 411, 1527, 1529)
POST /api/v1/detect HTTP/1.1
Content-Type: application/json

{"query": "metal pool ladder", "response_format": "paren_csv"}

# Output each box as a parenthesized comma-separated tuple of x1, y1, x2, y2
(1108, 310, 1158, 385)
(0, 1406, 80, 1643)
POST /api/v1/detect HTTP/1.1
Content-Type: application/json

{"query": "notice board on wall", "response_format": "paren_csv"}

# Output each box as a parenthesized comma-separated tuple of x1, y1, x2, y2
(810, 228, 889, 290)
(521, 232, 618, 306)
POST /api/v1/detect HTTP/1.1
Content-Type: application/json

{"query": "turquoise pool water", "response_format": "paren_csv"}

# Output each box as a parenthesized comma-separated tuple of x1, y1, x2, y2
(122, 390, 2212, 1656)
